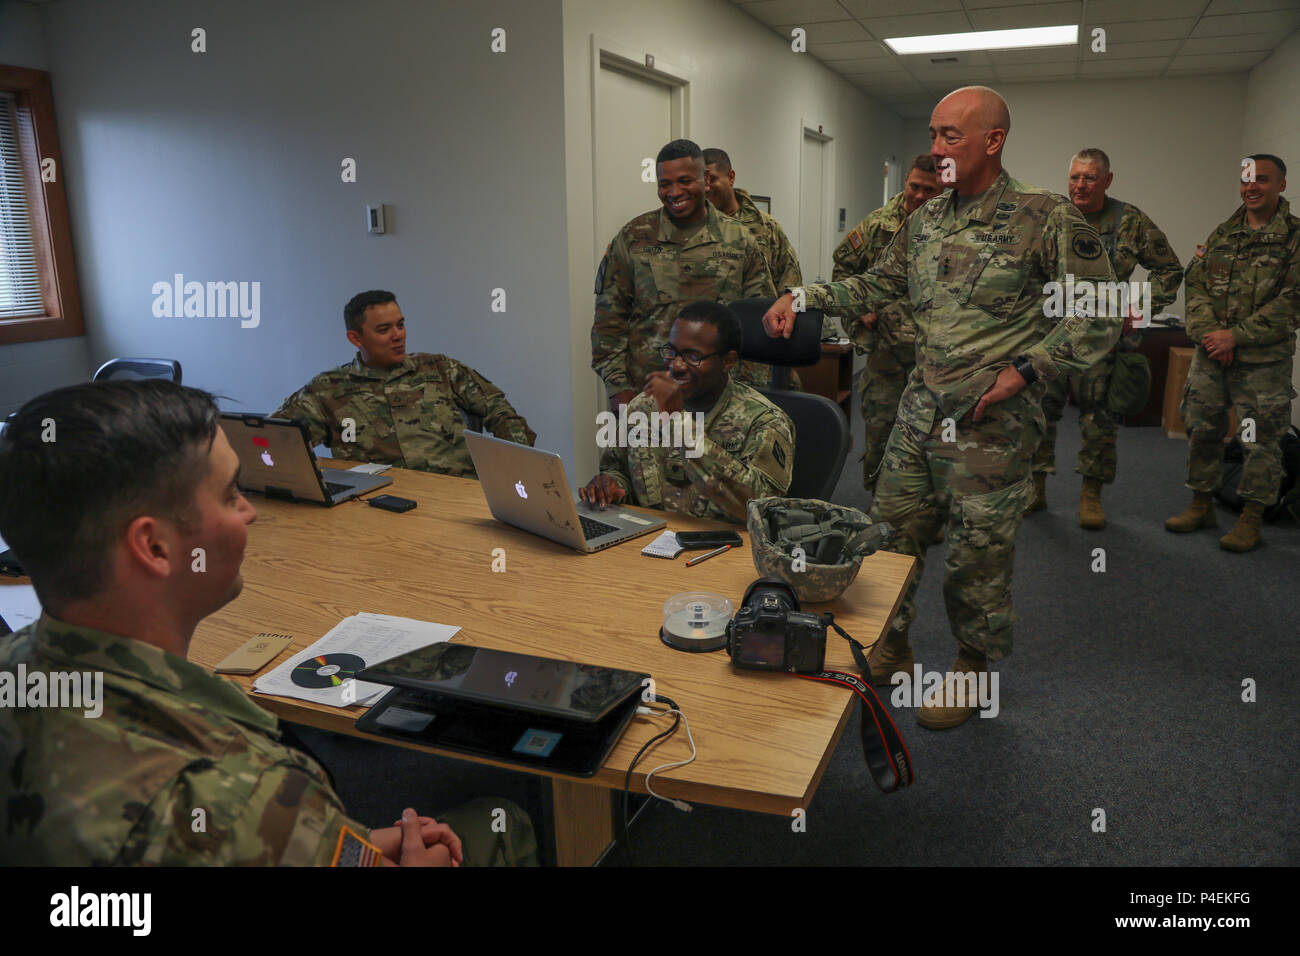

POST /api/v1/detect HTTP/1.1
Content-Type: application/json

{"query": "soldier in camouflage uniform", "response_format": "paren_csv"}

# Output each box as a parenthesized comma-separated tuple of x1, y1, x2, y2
(275, 290, 535, 478)
(0, 380, 537, 866)
(765, 87, 1120, 729)
(1167, 153, 1299, 553)
(1029, 149, 1183, 527)
(703, 148, 802, 290)
(830, 155, 944, 493)
(582, 302, 794, 524)
(592, 139, 780, 406)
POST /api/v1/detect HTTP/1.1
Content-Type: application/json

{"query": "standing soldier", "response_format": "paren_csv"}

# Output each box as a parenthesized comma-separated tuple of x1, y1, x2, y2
(1166, 154, 1299, 552)
(1028, 149, 1183, 527)
(703, 148, 802, 291)
(592, 139, 776, 409)
(763, 87, 1120, 729)
(831, 154, 944, 494)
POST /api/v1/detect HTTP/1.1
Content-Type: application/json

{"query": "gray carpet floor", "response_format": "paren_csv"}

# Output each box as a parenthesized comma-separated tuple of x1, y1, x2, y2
(293, 389, 1300, 866)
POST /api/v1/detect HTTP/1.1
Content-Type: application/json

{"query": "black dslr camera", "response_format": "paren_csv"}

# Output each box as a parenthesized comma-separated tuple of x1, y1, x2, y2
(726, 578, 827, 674)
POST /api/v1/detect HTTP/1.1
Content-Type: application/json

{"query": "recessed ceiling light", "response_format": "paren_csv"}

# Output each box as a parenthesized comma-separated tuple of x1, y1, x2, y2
(884, 25, 1078, 55)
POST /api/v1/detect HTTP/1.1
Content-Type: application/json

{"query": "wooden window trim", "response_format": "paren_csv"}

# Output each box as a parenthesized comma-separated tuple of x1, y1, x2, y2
(0, 64, 84, 345)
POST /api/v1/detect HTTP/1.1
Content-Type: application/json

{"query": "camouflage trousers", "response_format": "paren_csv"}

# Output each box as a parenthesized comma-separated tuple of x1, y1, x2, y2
(860, 341, 915, 493)
(435, 797, 539, 866)
(1033, 352, 1120, 483)
(736, 361, 801, 391)
(870, 390, 1042, 661)
(1180, 353, 1296, 506)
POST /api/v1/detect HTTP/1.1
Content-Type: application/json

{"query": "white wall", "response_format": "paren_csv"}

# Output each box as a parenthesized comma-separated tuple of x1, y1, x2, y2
(1242, 28, 1300, 424)
(0, 0, 93, 417)
(30, 0, 574, 458)
(562, 0, 908, 480)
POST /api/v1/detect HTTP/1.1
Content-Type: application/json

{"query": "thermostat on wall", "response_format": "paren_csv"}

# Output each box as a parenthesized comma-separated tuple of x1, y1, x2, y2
(366, 204, 385, 234)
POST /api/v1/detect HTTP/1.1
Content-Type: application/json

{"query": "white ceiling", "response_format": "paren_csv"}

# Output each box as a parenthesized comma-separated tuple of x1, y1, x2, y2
(728, 0, 1300, 117)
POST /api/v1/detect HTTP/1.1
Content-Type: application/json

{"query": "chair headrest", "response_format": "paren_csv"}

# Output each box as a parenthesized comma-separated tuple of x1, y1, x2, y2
(730, 298, 824, 368)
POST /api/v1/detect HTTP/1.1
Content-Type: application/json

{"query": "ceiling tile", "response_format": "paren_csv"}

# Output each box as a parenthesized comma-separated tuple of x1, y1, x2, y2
(735, 0, 852, 26)
(860, 11, 975, 39)
(775, 20, 872, 44)
(1167, 50, 1273, 68)
(1082, 39, 1181, 58)
(840, 0, 964, 14)
(816, 39, 896, 59)
(1086, 0, 1209, 18)
(1080, 18, 1196, 41)
(831, 57, 909, 72)
(899, 49, 993, 67)
(1204, 0, 1300, 14)
(989, 45, 1083, 64)
(1079, 56, 1169, 74)
(967, 3, 1083, 30)
(995, 63, 1082, 77)
(1178, 32, 1280, 53)
(1191, 9, 1300, 35)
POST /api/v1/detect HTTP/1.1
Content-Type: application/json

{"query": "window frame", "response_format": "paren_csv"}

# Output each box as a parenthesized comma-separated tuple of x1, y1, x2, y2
(0, 64, 83, 345)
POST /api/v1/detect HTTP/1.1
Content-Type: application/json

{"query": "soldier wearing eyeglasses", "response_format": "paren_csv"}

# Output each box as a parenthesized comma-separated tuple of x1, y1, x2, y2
(581, 302, 795, 523)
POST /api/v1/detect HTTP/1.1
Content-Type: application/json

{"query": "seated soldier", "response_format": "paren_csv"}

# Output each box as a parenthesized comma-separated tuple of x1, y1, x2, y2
(0, 380, 536, 866)
(580, 301, 795, 523)
(275, 290, 535, 477)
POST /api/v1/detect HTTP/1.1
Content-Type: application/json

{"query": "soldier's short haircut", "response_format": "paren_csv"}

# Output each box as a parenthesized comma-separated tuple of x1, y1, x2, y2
(702, 148, 732, 171)
(657, 139, 703, 166)
(1247, 153, 1287, 179)
(0, 380, 220, 613)
(344, 290, 398, 334)
(909, 154, 937, 175)
(1071, 148, 1111, 177)
(677, 300, 743, 359)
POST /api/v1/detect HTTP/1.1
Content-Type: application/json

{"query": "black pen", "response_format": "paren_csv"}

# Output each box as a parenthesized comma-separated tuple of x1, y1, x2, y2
(686, 544, 731, 567)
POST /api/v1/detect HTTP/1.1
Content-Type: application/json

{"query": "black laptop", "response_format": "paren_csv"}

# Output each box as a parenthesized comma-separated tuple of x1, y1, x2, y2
(355, 644, 649, 778)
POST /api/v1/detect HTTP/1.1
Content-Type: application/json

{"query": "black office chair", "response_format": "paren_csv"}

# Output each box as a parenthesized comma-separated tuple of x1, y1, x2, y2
(92, 357, 182, 384)
(730, 297, 850, 500)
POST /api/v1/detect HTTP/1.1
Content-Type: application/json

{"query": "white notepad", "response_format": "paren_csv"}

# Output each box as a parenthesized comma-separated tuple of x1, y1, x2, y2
(641, 530, 684, 559)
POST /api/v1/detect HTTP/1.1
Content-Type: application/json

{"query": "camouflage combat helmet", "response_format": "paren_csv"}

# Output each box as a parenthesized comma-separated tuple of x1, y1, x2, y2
(747, 496, 894, 602)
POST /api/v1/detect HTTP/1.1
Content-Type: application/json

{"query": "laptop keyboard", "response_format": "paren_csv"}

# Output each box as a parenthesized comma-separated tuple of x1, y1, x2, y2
(579, 514, 620, 540)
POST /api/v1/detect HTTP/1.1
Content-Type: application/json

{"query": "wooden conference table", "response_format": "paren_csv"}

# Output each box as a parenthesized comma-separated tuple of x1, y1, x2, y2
(192, 465, 916, 866)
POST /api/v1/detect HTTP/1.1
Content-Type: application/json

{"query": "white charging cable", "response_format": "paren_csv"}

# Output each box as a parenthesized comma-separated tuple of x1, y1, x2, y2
(635, 706, 697, 812)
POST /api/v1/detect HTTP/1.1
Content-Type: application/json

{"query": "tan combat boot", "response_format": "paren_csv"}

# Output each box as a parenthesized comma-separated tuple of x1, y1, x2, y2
(1219, 502, 1265, 552)
(865, 632, 914, 687)
(1079, 477, 1106, 530)
(917, 646, 987, 730)
(1024, 473, 1047, 515)
(1164, 492, 1217, 532)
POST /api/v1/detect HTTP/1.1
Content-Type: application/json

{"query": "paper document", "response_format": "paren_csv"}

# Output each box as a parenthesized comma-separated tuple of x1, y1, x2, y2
(0, 582, 41, 632)
(253, 612, 459, 708)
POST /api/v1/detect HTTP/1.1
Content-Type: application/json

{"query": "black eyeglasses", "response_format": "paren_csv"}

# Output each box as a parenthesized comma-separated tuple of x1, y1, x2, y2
(659, 345, 724, 367)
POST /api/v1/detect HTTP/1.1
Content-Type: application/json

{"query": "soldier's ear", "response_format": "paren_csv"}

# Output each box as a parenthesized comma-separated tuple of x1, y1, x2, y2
(346, 329, 363, 350)
(722, 349, 738, 373)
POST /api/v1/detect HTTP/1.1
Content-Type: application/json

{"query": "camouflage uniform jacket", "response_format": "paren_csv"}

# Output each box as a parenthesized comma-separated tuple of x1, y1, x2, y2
(800, 169, 1120, 431)
(831, 190, 917, 351)
(1184, 197, 1300, 364)
(592, 204, 775, 399)
(599, 381, 795, 523)
(274, 352, 535, 477)
(723, 188, 802, 291)
(1084, 197, 1182, 309)
(0, 615, 369, 865)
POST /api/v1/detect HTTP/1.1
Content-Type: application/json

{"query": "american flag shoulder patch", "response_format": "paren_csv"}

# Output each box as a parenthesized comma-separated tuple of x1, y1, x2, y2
(331, 824, 384, 867)
(1194, 242, 1207, 258)
(848, 229, 864, 250)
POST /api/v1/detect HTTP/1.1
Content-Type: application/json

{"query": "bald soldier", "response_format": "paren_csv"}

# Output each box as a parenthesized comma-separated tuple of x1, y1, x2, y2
(831, 154, 945, 493)
(1167, 153, 1300, 552)
(0, 380, 536, 865)
(274, 290, 535, 478)
(592, 139, 778, 409)
(1028, 148, 1183, 527)
(764, 87, 1120, 729)
(582, 302, 794, 523)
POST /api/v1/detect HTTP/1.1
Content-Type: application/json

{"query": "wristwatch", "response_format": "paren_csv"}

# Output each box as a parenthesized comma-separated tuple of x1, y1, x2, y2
(1012, 355, 1038, 386)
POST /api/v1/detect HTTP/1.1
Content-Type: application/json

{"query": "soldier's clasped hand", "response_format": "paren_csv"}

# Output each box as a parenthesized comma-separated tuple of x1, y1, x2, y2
(762, 293, 798, 339)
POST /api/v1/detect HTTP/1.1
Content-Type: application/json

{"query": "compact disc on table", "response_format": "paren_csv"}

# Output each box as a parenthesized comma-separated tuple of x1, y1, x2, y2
(660, 592, 733, 653)
(292, 653, 366, 688)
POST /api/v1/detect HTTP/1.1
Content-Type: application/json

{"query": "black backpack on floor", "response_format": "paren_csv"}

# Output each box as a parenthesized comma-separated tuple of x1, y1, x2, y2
(1216, 425, 1300, 521)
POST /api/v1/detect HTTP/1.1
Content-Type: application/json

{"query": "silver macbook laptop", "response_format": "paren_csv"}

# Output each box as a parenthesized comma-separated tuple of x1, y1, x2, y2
(464, 431, 666, 552)
(221, 413, 392, 505)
